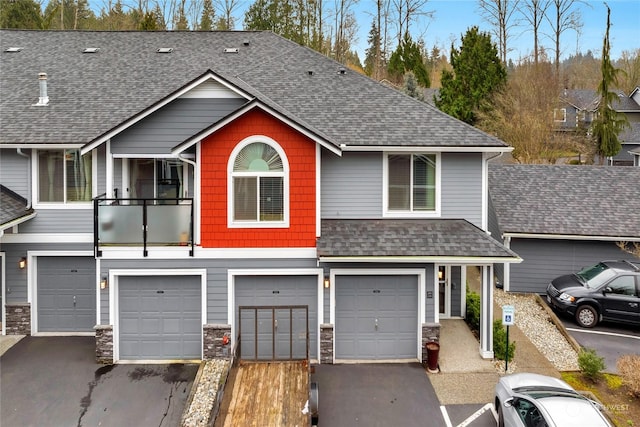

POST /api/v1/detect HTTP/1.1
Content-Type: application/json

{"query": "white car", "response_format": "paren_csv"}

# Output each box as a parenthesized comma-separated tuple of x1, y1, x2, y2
(495, 373, 612, 427)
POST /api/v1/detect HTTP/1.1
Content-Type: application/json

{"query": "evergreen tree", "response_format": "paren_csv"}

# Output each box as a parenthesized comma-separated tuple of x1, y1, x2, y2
(0, 0, 43, 29)
(387, 33, 430, 87)
(199, 0, 215, 30)
(402, 72, 425, 101)
(436, 26, 506, 125)
(364, 20, 381, 77)
(591, 5, 629, 164)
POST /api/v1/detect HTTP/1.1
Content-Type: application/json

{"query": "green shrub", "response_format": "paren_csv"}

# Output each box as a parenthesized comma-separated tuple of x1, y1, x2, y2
(578, 348, 605, 382)
(465, 289, 480, 333)
(493, 319, 516, 362)
(617, 354, 640, 397)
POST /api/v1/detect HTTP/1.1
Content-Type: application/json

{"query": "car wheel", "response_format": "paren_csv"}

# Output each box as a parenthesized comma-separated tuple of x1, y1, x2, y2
(496, 400, 505, 427)
(575, 305, 598, 328)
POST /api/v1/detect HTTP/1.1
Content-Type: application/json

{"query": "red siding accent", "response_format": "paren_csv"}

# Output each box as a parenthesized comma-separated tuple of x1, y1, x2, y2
(200, 109, 317, 248)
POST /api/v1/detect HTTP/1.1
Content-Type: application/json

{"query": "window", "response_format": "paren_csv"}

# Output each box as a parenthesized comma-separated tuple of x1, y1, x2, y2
(385, 153, 438, 215)
(228, 139, 288, 226)
(606, 276, 637, 296)
(553, 108, 566, 122)
(128, 159, 185, 200)
(37, 149, 92, 203)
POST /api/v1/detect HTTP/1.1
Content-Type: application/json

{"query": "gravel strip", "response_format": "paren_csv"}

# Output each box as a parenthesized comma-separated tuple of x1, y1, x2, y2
(181, 359, 231, 427)
(494, 289, 579, 371)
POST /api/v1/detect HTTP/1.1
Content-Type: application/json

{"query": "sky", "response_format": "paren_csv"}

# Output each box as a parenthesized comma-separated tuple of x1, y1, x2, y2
(348, 0, 640, 62)
(87, 0, 639, 62)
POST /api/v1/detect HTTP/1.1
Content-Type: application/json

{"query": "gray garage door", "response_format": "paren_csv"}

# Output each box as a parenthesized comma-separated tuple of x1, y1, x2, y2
(336, 275, 418, 360)
(235, 275, 317, 360)
(119, 276, 201, 360)
(37, 257, 96, 332)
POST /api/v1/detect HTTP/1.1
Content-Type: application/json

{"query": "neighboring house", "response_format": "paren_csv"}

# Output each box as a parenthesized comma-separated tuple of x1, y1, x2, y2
(554, 87, 640, 165)
(488, 164, 640, 294)
(0, 30, 520, 364)
(631, 146, 640, 166)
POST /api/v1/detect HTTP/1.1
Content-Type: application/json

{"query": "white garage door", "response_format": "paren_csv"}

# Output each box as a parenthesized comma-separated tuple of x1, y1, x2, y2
(119, 276, 201, 360)
(336, 275, 418, 360)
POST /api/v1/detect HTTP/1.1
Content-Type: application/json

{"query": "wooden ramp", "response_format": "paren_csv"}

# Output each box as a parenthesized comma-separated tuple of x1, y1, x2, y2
(222, 361, 309, 427)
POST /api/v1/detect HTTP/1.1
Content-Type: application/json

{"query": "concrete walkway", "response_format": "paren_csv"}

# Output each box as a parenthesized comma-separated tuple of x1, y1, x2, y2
(0, 334, 24, 357)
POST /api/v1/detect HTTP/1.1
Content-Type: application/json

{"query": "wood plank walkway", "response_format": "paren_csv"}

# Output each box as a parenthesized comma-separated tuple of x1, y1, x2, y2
(221, 361, 309, 427)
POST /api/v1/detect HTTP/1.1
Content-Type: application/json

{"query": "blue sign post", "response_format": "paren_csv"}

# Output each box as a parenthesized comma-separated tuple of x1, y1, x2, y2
(502, 305, 515, 372)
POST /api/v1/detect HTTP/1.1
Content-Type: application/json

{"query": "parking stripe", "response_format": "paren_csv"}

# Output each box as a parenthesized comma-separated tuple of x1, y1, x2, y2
(566, 327, 640, 340)
(440, 406, 454, 427)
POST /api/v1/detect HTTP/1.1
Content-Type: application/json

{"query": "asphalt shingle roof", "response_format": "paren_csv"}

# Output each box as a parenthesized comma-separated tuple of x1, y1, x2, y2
(0, 185, 34, 227)
(0, 30, 508, 149)
(317, 219, 518, 259)
(488, 164, 640, 238)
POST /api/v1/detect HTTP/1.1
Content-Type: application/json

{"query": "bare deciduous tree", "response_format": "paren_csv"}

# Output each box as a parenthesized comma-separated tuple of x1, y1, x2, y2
(519, 0, 550, 64)
(478, 0, 521, 64)
(546, 0, 586, 76)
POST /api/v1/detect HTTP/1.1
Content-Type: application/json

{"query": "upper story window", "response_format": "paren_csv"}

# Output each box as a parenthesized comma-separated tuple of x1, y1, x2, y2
(384, 153, 439, 217)
(37, 149, 92, 204)
(228, 137, 289, 227)
(128, 158, 186, 200)
(553, 108, 567, 122)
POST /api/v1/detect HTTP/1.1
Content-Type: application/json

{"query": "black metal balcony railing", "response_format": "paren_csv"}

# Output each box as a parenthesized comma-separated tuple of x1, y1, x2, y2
(94, 195, 194, 257)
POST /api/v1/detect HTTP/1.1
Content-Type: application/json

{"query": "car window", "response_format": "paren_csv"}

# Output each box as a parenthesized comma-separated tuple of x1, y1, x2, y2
(606, 276, 637, 296)
(584, 269, 617, 289)
(515, 398, 548, 427)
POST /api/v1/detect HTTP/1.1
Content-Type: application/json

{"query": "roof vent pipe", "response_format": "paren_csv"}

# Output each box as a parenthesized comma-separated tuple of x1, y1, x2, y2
(36, 73, 49, 106)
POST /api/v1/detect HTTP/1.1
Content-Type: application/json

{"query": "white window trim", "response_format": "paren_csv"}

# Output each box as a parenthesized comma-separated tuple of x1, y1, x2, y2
(227, 135, 290, 228)
(554, 108, 567, 122)
(32, 148, 95, 209)
(382, 152, 441, 218)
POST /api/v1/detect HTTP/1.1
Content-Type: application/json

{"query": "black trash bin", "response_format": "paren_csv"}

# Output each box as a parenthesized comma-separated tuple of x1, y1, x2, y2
(425, 341, 440, 373)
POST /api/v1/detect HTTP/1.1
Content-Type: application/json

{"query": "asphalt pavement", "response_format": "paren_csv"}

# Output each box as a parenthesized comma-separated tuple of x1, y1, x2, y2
(0, 336, 198, 427)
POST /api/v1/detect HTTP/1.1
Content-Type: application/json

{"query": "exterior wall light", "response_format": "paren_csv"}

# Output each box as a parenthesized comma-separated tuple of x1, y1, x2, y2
(18, 257, 27, 269)
(323, 277, 330, 289)
(100, 275, 108, 290)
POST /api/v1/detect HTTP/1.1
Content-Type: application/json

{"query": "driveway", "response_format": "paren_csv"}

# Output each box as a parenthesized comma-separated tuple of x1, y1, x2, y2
(313, 363, 446, 427)
(0, 336, 198, 427)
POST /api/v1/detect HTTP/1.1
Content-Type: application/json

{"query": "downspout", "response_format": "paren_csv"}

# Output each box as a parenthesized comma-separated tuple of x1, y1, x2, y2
(16, 148, 32, 209)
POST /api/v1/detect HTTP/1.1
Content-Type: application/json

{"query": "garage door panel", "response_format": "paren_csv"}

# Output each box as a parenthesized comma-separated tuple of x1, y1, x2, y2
(119, 275, 201, 360)
(37, 257, 96, 332)
(336, 275, 418, 360)
(235, 276, 317, 360)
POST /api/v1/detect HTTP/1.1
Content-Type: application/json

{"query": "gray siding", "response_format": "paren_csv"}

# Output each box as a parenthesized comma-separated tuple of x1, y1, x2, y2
(0, 149, 30, 198)
(99, 258, 318, 325)
(509, 238, 639, 293)
(18, 209, 93, 233)
(487, 194, 505, 283)
(321, 151, 382, 218)
(441, 153, 483, 227)
(320, 151, 484, 224)
(111, 98, 246, 155)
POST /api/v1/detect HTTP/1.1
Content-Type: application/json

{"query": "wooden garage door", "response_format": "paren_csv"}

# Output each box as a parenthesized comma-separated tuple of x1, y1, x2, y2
(119, 276, 201, 360)
(336, 275, 418, 360)
(235, 275, 317, 360)
(37, 257, 96, 332)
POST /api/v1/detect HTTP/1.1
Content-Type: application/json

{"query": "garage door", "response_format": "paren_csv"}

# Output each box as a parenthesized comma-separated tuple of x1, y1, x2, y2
(37, 257, 96, 332)
(235, 276, 317, 360)
(119, 276, 201, 360)
(336, 275, 418, 360)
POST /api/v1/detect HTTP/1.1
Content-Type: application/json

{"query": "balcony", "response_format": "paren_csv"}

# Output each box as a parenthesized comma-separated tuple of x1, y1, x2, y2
(94, 196, 194, 257)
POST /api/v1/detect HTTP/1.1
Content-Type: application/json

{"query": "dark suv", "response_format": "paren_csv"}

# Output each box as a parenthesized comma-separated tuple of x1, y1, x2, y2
(546, 260, 640, 328)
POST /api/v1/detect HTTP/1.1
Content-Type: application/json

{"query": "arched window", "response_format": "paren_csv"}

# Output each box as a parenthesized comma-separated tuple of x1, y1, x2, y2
(228, 137, 289, 227)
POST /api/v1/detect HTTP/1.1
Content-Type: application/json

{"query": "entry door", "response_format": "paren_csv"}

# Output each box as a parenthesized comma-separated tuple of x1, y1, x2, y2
(438, 266, 450, 318)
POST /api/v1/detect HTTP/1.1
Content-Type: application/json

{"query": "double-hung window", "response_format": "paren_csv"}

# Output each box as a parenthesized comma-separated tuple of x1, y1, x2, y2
(228, 138, 288, 227)
(37, 149, 92, 204)
(385, 153, 439, 216)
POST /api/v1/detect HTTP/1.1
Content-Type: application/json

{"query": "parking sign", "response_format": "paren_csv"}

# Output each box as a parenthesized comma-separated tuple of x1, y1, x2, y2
(502, 305, 515, 326)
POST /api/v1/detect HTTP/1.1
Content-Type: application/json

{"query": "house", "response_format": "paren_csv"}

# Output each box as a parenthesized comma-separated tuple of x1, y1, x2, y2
(488, 164, 640, 294)
(0, 30, 520, 364)
(554, 87, 640, 166)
